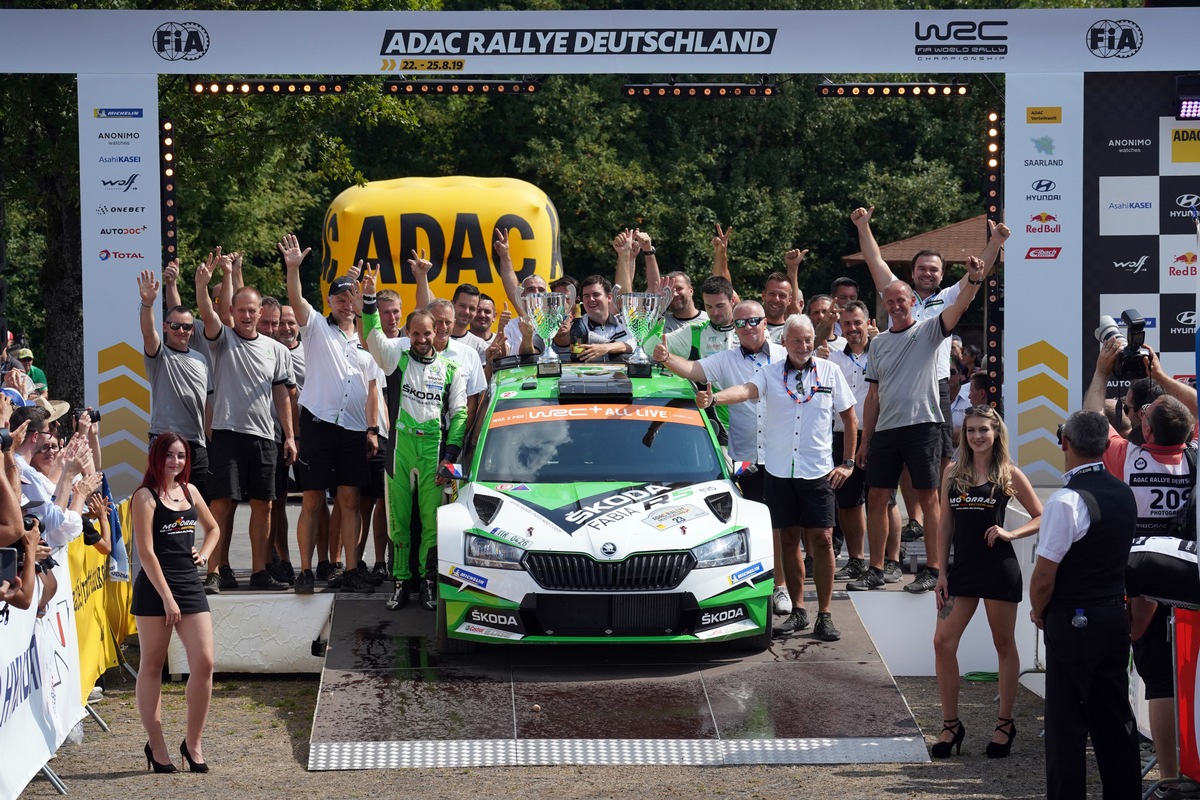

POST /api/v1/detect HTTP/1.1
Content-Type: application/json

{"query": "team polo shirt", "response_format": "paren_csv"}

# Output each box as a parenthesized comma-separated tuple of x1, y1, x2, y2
(865, 315, 948, 432)
(749, 357, 853, 480)
(207, 325, 294, 441)
(698, 341, 786, 463)
(910, 282, 962, 381)
(665, 320, 737, 361)
(145, 342, 210, 445)
(296, 304, 378, 432)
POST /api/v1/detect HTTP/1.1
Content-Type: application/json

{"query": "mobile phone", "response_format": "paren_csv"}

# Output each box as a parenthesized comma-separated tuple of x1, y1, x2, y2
(0, 546, 17, 584)
(697, 382, 710, 393)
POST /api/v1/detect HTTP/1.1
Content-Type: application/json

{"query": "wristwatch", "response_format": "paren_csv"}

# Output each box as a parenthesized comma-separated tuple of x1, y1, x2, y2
(842, 459, 855, 468)
(643, 247, 656, 255)
(967, 277, 984, 285)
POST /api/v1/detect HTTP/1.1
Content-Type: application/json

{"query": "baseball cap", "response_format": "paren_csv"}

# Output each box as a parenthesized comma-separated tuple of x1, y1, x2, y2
(328, 277, 356, 297)
(16, 348, 32, 360)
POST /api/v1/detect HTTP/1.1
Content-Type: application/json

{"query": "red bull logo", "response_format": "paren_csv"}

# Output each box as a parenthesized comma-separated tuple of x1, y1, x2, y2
(1169, 252, 1198, 277)
(1026, 211, 1061, 234)
(1172, 252, 1198, 265)
(1030, 212, 1058, 223)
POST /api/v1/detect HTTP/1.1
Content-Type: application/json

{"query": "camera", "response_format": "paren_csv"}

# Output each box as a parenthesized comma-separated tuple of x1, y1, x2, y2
(1094, 309, 1150, 380)
(71, 406, 101, 426)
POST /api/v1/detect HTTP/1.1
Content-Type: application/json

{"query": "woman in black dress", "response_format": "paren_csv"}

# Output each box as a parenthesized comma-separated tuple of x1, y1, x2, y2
(930, 406, 1042, 759)
(131, 432, 219, 773)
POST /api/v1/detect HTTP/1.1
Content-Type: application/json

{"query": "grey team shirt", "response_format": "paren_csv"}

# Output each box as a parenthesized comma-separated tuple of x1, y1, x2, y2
(207, 326, 294, 441)
(865, 315, 948, 432)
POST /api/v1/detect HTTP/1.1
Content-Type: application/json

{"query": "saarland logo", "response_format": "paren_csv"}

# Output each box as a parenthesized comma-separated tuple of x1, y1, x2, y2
(153, 22, 210, 61)
(1025, 247, 1062, 260)
(1086, 19, 1142, 58)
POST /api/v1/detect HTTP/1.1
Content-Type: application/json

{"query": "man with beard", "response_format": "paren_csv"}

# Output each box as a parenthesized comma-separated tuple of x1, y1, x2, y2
(470, 293, 506, 348)
(701, 314, 857, 641)
(362, 266, 467, 612)
(662, 272, 707, 333)
(279, 235, 381, 595)
(851, 256, 988, 594)
(415, 275, 489, 361)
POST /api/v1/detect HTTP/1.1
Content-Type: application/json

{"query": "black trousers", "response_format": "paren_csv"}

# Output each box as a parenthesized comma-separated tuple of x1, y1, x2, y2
(1043, 604, 1141, 800)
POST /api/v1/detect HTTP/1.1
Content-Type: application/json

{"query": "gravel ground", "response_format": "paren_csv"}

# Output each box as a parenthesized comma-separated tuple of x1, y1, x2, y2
(20, 642, 1147, 800)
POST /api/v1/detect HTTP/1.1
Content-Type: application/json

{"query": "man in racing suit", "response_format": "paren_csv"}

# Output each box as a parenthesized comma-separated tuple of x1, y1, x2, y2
(363, 272, 467, 612)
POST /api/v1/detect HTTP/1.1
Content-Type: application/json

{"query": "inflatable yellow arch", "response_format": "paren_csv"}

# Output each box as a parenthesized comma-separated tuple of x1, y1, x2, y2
(320, 176, 562, 323)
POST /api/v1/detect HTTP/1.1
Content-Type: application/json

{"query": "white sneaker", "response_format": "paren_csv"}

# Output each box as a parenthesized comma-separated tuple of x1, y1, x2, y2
(772, 585, 792, 615)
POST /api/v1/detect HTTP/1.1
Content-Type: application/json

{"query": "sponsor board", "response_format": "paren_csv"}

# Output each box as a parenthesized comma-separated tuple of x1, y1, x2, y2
(1098, 175, 1158, 236)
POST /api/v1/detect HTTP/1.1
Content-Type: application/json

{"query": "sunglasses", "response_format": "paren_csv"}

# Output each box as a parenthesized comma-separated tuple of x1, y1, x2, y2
(1121, 402, 1151, 415)
(35, 443, 60, 455)
(732, 316, 764, 329)
(166, 321, 195, 331)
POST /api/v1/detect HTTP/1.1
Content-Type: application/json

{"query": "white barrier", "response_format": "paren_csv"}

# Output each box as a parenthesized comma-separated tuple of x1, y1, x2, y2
(0, 558, 86, 799)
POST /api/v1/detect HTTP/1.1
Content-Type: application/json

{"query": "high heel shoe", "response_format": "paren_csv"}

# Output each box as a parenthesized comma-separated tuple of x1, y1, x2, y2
(144, 741, 177, 773)
(930, 718, 965, 758)
(986, 717, 1016, 758)
(180, 739, 209, 773)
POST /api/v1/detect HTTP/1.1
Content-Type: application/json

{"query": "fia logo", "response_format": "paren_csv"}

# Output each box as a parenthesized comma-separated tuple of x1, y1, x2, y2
(153, 22, 210, 62)
(1086, 19, 1142, 59)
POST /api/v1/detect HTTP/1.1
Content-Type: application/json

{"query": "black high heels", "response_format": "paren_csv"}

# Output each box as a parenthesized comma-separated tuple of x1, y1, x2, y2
(180, 739, 209, 773)
(986, 717, 1016, 758)
(144, 741, 177, 773)
(930, 718, 965, 758)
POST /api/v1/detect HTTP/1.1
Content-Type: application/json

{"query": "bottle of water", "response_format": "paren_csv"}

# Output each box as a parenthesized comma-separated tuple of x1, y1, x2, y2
(1071, 608, 1088, 628)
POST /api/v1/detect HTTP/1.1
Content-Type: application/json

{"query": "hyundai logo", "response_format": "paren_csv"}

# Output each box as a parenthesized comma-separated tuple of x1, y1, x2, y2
(1031, 179, 1057, 193)
(1176, 193, 1200, 209)
(1179, 311, 1197, 326)
(600, 542, 617, 557)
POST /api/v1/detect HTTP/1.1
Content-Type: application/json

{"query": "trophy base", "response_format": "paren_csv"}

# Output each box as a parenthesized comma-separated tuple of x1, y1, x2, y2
(626, 361, 653, 379)
(536, 360, 563, 378)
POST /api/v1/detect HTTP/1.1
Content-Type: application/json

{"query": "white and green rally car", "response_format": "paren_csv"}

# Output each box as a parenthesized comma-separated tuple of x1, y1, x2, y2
(435, 360, 774, 651)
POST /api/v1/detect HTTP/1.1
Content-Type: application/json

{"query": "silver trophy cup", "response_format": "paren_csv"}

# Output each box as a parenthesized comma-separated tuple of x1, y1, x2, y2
(523, 285, 576, 366)
(619, 286, 673, 364)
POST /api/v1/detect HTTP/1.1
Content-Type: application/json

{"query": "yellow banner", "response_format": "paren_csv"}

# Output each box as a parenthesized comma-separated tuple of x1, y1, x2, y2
(68, 534, 119, 706)
(107, 498, 138, 644)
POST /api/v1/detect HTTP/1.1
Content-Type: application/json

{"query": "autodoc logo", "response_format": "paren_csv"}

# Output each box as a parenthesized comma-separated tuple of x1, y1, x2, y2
(1025, 247, 1062, 260)
(1086, 19, 1142, 59)
(913, 20, 1008, 59)
(1113, 255, 1150, 274)
(100, 174, 139, 193)
(98, 250, 144, 261)
(1026, 178, 1060, 202)
(1026, 212, 1060, 234)
(153, 21, 210, 61)
(99, 226, 147, 236)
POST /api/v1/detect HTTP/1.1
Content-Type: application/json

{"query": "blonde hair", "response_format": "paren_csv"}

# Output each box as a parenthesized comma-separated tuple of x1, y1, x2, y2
(946, 405, 1015, 498)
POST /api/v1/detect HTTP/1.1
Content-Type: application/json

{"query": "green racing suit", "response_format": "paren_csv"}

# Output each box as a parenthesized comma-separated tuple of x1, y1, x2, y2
(364, 305, 468, 580)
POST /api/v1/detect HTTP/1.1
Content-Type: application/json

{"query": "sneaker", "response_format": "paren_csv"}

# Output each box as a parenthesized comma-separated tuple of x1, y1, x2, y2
(900, 520, 925, 542)
(772, 585, 792, 615)
(418, 579, 437, 610)
(904, 568, 938, 594)
(340, 566, 374, 593)
(369, 561, 389, 586)
(325, 563, 345, 588)
(846, 567, 885, 591)
(294, 569, 315, 595)
(248, 570, 288, 590)
(218, 564, 239, 590)
(87, 686, 104, 703)
(203, 572, 221, 595)
(883, 560, 903, 583)
(267, 558, 296, 585)
(357, 562, 383, 587)
(386, 583, 410, 610)
(834, 557, 866, 580)
(813, 612, 841, 642)
(315, 560, 333, 581)
(774, 607, 810, 634)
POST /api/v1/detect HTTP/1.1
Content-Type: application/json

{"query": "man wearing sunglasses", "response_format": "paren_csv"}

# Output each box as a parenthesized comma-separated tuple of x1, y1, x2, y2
(138, 269, 212, 502)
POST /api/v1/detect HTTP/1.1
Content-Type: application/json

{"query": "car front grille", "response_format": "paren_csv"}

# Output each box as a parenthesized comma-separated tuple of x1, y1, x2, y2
(523, 551, 695, 591)
(528, 593, 689, 636)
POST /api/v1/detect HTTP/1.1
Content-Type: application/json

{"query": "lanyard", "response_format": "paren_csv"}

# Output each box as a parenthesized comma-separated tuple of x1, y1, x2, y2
(782, 360, 821, 404)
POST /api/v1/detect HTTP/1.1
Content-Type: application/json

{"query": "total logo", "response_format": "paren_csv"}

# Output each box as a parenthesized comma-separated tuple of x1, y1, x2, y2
(1025, 247, 1062, 260)
(1112, 255, 1150, 274)
(1086, 19, 1142, 59)
(153, 22, 210, 62)
(1026, 212, 1060, 234)
(1026, 178, 1060, 202)
(98, 250, 144, 261)
(1170, 193, 1200, 219)
(99, 226, 147, 236)
(100, 174, 138, 193)
(1169, 252, 1198, 277)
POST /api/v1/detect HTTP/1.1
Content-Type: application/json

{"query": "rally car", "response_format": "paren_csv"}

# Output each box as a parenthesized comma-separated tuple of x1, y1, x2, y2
(435, 360, 774, 652)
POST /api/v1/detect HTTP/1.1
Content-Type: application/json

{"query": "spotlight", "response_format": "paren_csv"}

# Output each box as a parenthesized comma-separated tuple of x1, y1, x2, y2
(622, 80, 779, 99)
(1177, 74, 1200, 120)
(384, 78, 540, 95)
(816, 81, 972, 99)
(188, 77, 351, 96)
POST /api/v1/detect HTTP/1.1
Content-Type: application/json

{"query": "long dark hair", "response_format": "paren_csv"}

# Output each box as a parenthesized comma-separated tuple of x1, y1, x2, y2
(137, 432, 191, 496)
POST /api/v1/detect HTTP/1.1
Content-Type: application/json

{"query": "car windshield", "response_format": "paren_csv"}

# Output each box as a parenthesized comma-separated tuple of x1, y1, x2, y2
(475, 398, 724, 484)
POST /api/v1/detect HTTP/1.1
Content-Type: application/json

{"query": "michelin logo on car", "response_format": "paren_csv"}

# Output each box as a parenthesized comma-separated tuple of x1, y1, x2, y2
(728, 562, 764, 585)
(450, 566, 488, 589)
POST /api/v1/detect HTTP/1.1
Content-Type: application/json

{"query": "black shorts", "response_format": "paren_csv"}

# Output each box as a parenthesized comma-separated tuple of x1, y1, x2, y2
(1132, 604, 1174, 700)
(764, 473, 836, 529)
(274, 441, 289, 501)
(151, 434, 210, 504)
(297, 408, 369, 492)
(832, 431, 865, 509)
(1126, 548, 1200, 605)
(737, 464, 766, 504)
(360, 450, 386, 500)
(865, 423, 942, 490)
(937, 378, 954, 460)
(208, 429, 277, 502)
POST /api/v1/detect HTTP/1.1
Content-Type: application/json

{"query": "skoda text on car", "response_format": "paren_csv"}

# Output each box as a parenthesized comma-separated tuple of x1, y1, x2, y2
(435, 360, 774, 652)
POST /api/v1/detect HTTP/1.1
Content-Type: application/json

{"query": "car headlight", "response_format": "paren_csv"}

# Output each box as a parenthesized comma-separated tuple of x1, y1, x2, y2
(465, 533, 525, 570)
(690, 529, 749, 569)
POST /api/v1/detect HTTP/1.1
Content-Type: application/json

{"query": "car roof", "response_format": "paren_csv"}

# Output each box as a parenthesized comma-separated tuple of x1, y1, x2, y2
(491, 363, 698, 404)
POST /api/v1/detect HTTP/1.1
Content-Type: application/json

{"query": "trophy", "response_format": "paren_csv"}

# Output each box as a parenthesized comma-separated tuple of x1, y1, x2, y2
(523, 284, 576, 376)
(618, 285, 674, 365)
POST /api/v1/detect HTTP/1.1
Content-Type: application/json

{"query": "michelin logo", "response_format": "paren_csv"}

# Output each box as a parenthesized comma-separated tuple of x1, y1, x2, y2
(450, 566, 488, 589)
(728, 562, 764, 585)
